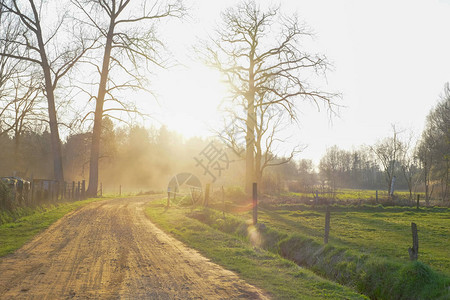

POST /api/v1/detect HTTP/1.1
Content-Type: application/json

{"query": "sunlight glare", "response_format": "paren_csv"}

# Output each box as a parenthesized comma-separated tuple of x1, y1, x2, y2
(152, 63, 227, 139)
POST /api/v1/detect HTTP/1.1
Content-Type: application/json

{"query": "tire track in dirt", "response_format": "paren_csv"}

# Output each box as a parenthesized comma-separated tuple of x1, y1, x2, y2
(0, 196, 269, 299)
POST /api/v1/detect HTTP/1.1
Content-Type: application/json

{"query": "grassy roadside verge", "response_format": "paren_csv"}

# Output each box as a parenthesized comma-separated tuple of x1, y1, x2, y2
(192, 205, 450, 299)
(145, 199, 367, 299)
(0, 197, 107, 257)
(257, 204, 450, 276)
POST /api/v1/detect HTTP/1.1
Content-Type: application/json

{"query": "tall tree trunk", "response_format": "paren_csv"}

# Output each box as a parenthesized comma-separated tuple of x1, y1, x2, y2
(444, 160, 449, 202)
(255, 144, 262, 190)
(87, 20, 115, 197)
(245, 51, 256, 194)
(13, 130, 20, 172)
(33, 11, 64, 183)
(424, 160, 429, 203)
(386, 173, 392, 196)
(245, 101, 255, 194)
(44, 72, 64, 183)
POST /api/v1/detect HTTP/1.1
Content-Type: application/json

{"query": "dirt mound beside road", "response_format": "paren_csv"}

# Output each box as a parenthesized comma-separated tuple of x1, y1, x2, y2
(0, 196, 268, 299)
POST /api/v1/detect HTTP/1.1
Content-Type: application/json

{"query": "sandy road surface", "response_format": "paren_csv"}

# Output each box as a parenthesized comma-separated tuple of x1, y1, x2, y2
(0, 196, 268, 299)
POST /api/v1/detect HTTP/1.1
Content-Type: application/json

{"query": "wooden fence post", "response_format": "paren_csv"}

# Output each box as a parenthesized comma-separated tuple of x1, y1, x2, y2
(51, 182, 55, 202)
(167, 186, 171, 207)
(77, 181, 81, 200)
(81, 180, 85, 199)
(376, 190, 378, 202)
(253, 183, 257, 225)
(324, 206, 331, 244)
(408, 222, 419, 261)
(222, 185, 225, 218)
(416, 194, 420, 210)
(204, 183, 210, 207)
(31, 180, 35, 203)
(57, 181, 60, 201)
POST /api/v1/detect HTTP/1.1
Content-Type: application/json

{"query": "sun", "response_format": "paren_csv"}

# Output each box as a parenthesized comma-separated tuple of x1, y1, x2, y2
(148, 62, 227, 139)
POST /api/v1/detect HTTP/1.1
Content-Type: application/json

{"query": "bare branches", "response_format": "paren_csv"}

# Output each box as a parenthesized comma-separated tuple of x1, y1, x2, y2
(0, 69, 44, 138)
(371, 125, 406, 195)
(0, 0, 100, 182)
(52, 38, 99, 89)
(0, 6, 43, 137)
(115, 0, 184, 25)
(204, 1, 337, 189)
(0, 0, 96, 87)
(204, 0, 338, 121)
(73, 0, 186, 195)
(73, 0, 185, 123)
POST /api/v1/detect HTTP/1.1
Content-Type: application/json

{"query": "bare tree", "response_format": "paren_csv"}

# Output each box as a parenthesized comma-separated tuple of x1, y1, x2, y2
(416, 129, 435, 203)
(0, 9, 46, 173)
(398, 132, 419, 200)
(8, 76, 43, 169)
(71, 0, 185, 196)
(220, 96, 302, 189)
(0, 0, 92, 182)
(0, 8, 21, 134)
(371, 125, 404, 197)
(417, 84, 450, 202)
(297, 159, 316, 192)
(0, 77, 40, 137)
(319, 146, 340, 192)
(202, 1, 337, 193)
(254, 97, 304, 186)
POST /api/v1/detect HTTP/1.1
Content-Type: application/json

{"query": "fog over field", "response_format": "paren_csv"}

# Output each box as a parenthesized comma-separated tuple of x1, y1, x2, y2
(0, 1, 449, 299)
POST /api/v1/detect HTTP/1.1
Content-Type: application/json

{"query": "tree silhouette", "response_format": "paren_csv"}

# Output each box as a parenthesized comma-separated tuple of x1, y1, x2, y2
(202, 1, 337, 192)
(0, 0, 92, 182)
(70, 0, 185, 196)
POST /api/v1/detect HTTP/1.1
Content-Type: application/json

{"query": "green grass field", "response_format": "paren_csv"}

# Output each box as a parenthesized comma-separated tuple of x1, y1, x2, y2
(145, 199, 367, 299)
(289, 189, 415, 202)
(258, 204, 450, 276)
(1, 192, 446, 299)
(147, 189, 450, 299)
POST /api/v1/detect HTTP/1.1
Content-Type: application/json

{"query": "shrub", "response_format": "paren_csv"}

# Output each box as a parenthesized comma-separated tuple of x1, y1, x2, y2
(224, 186, 247, 203)
(0, 181, 12, 210)
(187, 205, 450, 299)
(261, 172, 285, 195)
(390, 261, 449, 299)
(278, 234, 449, 299)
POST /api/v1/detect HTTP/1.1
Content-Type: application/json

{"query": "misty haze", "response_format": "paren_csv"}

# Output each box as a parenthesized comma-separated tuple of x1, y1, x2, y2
(0, 0, 449, 299)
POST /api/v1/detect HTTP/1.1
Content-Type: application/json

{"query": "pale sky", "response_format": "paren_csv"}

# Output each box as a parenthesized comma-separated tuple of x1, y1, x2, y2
(142, 0, 450, 165)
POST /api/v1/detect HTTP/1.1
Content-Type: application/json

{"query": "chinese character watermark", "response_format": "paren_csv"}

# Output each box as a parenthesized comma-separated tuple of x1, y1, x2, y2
(194, 141, 230, 182)
(194, 105, 280, 182)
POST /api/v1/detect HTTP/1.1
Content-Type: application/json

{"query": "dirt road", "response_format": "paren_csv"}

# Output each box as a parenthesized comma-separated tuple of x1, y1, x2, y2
(0, 196, 268, 299)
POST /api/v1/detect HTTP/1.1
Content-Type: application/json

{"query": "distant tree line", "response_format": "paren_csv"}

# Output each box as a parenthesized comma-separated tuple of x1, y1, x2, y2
(0, 0, 185, 197)
(1, 0, 335, 198)
(416, 84, 450, 202)
(0, 120, 221, 192)
(0, 0, 447, 202)
(318, 146, 386, 191)
(264, 87, 449, 202)
(0, 95, 448, 202)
